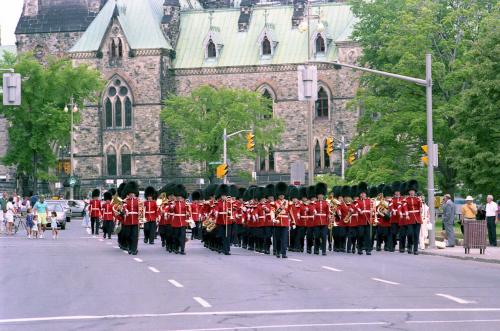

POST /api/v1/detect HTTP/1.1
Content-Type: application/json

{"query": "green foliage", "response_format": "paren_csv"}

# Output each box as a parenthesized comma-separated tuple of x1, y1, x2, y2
(347, 0, 497, 194)
(161, 86, 284, 175)
(0, 53, 103, 185)
(449, 6, 500, 198)
(314, 174, 349, 188)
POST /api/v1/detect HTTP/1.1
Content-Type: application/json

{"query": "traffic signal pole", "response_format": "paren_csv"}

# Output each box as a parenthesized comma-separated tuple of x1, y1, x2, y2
(222, 128, 253, 184)
(312, 54, 436, 248)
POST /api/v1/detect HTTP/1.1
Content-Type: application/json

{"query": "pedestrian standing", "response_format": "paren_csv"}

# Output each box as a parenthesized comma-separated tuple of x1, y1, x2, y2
(0, 193, 5, 235)
(5, 197, 15, 235)
(485, 195, 498, 246)
(50, 211, 59, 239)
(419, 196, 430, 250)
(460, 196, 477, 230)
(34, 195, 49, 238)
(26, 208, 34, 239)
(442, 194, 456, 247)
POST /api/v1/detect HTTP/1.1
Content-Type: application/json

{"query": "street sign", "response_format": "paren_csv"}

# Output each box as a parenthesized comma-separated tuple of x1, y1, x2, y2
(2, 73, 21, 106)
(297, 65, 318, 101)
(197, 178, 205, 185)
(105, 179, 114, 184)
(69, 176, 77, 187)
(55, 182, 62, 189)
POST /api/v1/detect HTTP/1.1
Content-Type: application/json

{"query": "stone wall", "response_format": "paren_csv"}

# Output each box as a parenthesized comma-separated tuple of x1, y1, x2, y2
(16, 32, 84, 58)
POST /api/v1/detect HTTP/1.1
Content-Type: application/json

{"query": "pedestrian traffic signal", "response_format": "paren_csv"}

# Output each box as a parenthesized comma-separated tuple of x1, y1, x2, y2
(246, 132, 255, 151)
(326, 137, 334, 156)
(2, 73, 21, 106)
(421, 145, 429, 166)
(216, 164, 228, 179)
(348, 152, 356, 165)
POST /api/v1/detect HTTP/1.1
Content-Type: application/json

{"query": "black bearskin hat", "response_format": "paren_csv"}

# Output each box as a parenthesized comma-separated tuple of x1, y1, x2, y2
(255, 187, 265, 200)
(299, 186, 308, 199)
(307, 185, 316, 199)
(145, 186, 156, 199)
(103, 191, 112, 201)
(191, 190, 202, 201)
(358, 182, 368, 194)
(392, 181, 402, 194)
(205, 184, 218, 198)
(382, 185, 393, 197)
(117, 182, 127, 199)
(368, 186, 378, 198)
(229, 185, 240, 198)
(174, 184, 187, 198)
(91, 189, 100, 198)
(315, 182, 328, 196)
(109, 188, 117, 196)
(408, 179, 419, 192)
(215, 184, 229, 199)
(288, 186, 299, 200)
(124, 181, 139, 197)
(276, 182, 288, 197)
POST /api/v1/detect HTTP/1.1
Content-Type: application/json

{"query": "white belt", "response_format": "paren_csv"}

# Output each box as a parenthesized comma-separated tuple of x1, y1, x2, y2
(173, 214, 186, 217)
(316, 213, 326, 216)
(128, 212, 138, 215)
(218, 212, 227, 214)
(361, 210, 371, 214)
(145, 211, 155, 214)
(408, 210, 420, 213)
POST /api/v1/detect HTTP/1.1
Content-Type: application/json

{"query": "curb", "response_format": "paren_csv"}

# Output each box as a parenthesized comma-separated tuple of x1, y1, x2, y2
(420, 250, 500, 265)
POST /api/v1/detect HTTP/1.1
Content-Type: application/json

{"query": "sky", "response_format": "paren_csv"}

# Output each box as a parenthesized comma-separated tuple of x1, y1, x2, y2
(0, 0, 24, 45)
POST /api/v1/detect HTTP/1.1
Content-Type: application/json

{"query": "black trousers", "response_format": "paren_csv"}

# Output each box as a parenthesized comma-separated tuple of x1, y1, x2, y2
(357, 225, 372, 253)
(377, 226, 390, 250)
(487, 216, 497, 246)
(117, 224, 127, 249)
(313, 225, 328, 254)
(399, 225, 410, 251)
(90, 217, 100, 235)
(334, 226, 347, 251)
(409, 223, 421, 253)
(172, 227, 186, 253)
(124, 224, 139, 253)
(143, 222, 156, 244)
(347, 227, 357, 252)
(306, 227, 314, 252)
(295, 226, 306, 252)
(274, 227, 289, 256)
(102, 221, 114, 238)
(216, 224, 232, 254)
(389, 223, 399, 251)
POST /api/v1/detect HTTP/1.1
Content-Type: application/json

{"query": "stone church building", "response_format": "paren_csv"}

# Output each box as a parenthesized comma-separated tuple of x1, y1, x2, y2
(6, 0, 361, 194)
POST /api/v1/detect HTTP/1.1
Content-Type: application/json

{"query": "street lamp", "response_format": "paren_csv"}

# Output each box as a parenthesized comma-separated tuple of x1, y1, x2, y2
(298, 1, 323, 185)
(64, 98, 78, 200)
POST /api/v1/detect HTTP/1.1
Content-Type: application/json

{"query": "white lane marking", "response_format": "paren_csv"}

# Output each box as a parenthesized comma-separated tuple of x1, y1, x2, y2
(172, 322, 389, 331)
(113, 246, 119, 249)
(322, 266, 342, 272)
(133, 258, 143, 263)
(148, 266, 160, 273)
(407, 319, 500, 324)
(289, 258, 302, 262)
(3, 309, 500, 324)
(168, 279, 184, 288)
(193, 297, 212, 308)
(371, 278, 400, 285)
(435, 293, 476, 304)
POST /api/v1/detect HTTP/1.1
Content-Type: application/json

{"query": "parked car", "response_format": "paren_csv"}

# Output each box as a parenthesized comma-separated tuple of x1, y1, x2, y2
(47, 199, 72, 223)
(67, 200, 86, 217)
(45, 202, 67, 230)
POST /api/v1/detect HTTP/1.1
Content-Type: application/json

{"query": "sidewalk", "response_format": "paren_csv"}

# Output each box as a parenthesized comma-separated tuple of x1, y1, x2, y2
(421, 245, 500, 264)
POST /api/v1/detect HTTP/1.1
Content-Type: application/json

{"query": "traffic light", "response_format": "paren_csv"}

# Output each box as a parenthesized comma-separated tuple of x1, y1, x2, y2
(63, 161, 71, 174)
(421, 145, 429, 166)
(348, 152, 356, 165)
(2, 73, 21, 106)
(326, 137, 334, 156)
(246, 132, 255, 151)
(216, 163, 228, 179)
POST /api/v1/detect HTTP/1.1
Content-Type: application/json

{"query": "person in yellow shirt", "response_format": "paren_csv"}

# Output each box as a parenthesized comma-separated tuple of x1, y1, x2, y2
(461, 196, 478, 223)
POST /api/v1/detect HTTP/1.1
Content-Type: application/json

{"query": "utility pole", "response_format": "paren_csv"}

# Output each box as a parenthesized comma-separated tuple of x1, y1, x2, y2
(312, 53, 436, 248)
(222, 128, 253, 185)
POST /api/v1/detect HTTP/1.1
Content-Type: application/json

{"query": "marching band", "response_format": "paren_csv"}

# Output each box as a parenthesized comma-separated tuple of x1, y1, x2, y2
(93, 179, 425, 256)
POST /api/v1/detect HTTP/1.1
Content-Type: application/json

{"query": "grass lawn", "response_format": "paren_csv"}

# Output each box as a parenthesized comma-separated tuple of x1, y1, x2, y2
(434, 218, 500, 240)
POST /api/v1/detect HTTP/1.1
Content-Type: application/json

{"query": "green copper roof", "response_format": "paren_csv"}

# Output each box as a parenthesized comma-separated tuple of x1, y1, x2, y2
(70, 0, 174, 52)
(174, 4, 357, 69)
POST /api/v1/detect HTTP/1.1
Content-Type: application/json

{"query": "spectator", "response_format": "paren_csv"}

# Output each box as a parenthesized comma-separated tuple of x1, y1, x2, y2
(419, 196, 430, 250)
(50, 211, 59, 240)
(5, 197, 15, 235)
(461, 196, 478, 229)
(442, 194, 456, 247)
(26, 207, 34, 239)
(33, 195, 49, 239)
(0, 193, 5, 234)
(485, 195, 498, 246)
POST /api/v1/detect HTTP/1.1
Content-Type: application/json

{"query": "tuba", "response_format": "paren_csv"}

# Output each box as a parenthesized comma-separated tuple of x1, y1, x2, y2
(112, 194, 125, 217)
(342, 197, 353, 224)
(138, 200, 146, 224)
(327, 196, 340, 229)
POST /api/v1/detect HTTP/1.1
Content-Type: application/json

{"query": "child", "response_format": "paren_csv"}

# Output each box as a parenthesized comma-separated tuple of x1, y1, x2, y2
(50, 211, 59, 240)
(31, 215, 39, 239)
(26, 208, 34, 239)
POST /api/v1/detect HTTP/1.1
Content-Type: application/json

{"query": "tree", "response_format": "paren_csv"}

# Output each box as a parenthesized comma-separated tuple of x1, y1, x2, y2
(0, 53, 103, 192)
(347, 0, 496, 194)
(449, 6, 500, 198)
(161, 86, 284, 179)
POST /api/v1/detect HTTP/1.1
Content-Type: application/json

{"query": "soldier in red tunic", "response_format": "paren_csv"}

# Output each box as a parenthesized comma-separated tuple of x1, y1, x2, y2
(229, 185, 242, 247)
(289, 186, 302, 252)
(398, 182, 411, 253)
(101, 191, 114, 239)
(190, 190, 203, 240)
(295, 187, 310, 253)
(122, 181, 140, 255)
(143, 186, 158, 245)
(388, 181, 403, 252)
(213, 184, 232, 255)
(305, 185, 316, 254)
(252, 187, 267, 253)
(404, 180, 422, 255)
(171, 184, 189, 255)
(274, 182, 290, 258)
(114, 183, 127, 250)
(89, 189, 101, 236)
(240, 188, 253, 249)
(354, 182, 372, 255)
(375, 185, 393, 252)
(202, 184, 217, 249)
(245, 187, 259, 251)
(312, 182, 330, 256)
(335, 186, 351, 253)
(264, 184, 275, 255)
(347, 185, 358, 254)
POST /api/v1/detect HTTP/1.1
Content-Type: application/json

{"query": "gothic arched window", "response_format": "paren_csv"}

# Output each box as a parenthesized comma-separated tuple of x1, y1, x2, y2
(262, 89, 273, 119)
(268, 146, 275, 172)
(106, 146, 117, 176)
(110, 39, 117, 58)
(207, 39, 217, 58)
(262, 36, 272, 55)
(323, 139, 331, 168)
(315, 87, 329, 118)
(120, 145, 132, 176)
(314, 141, 321, 169)
(315, 34, 326, 54)
(103, 78, 133, 129)
(118, 39, 123, 57)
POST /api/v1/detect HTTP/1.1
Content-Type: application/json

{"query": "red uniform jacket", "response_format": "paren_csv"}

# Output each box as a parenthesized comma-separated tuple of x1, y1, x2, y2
(158, 204, 169, 226)
(233, 200, 243, 225)
(214, 199, 231, 226)
(171, 200, 188, 228)
(356, 198, 371, 226)
(253, 202, 267, 227)
(264, 201, 275, 227)
(348, 202, 359, 227)
(144, 200, 158, 222)
(191, 202, 202, 223)
(313, 200, 330, 226)
(389, 197, 403, 225)
(244, 202, 257, 228)
(377, 200, 391, 228)
(274, 199, 290, 227)
(300, 202, 314, 227)
(289, 202, 301, 227)
(112, 203, 123, 224)
(89, 199, 101, 218)
(123, 197, 139, 225)
(405, 196, 422, 224)
(101, 201, 114, 221)
(337, 203, 350, 227)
